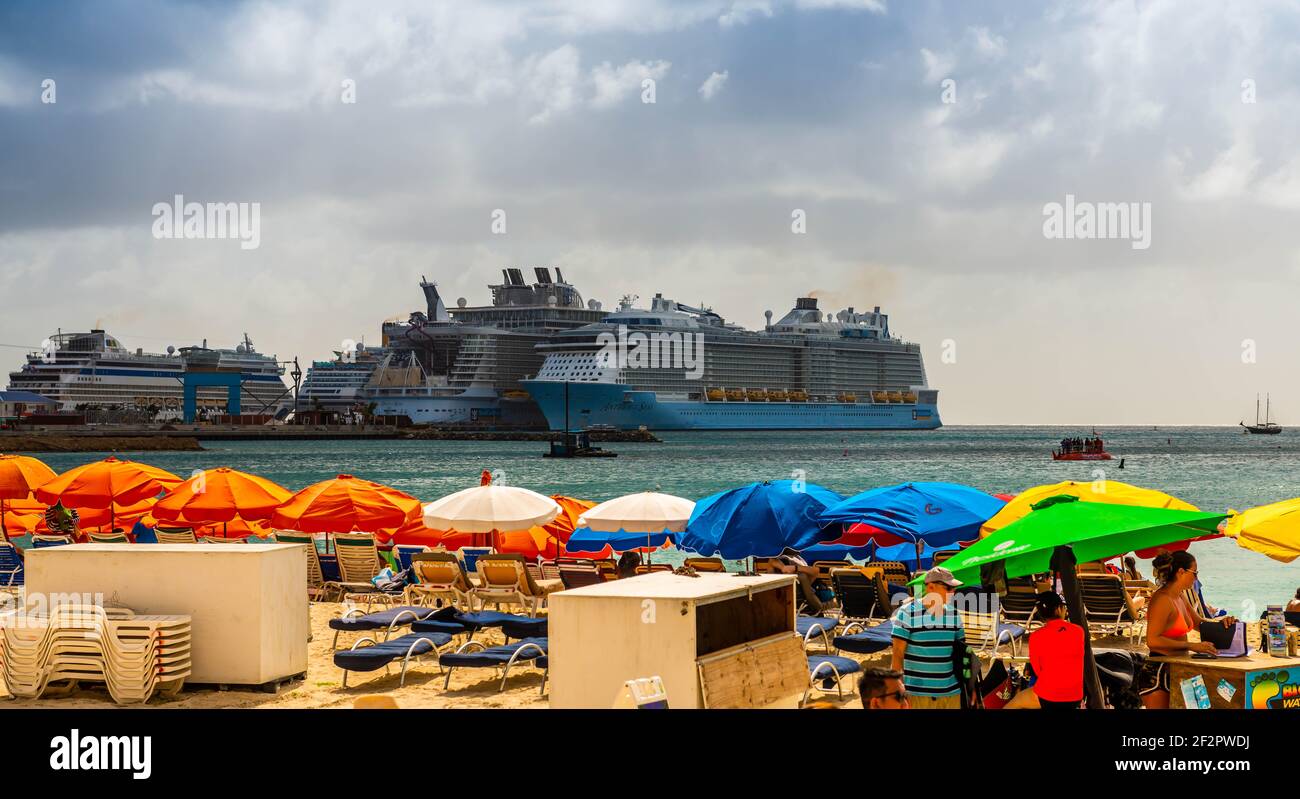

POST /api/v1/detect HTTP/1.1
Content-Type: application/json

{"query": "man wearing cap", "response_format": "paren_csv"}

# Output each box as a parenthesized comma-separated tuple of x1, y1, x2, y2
(889, 566, 967, 709)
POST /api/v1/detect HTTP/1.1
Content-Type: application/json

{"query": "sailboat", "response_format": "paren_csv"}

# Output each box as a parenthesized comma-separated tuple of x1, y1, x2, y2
(1241, 394, 1282, 435)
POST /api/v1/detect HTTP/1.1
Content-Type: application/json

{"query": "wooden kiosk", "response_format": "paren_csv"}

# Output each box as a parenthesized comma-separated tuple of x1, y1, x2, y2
(548, 571, 807, 709)
(1162, 651, 1300, 709)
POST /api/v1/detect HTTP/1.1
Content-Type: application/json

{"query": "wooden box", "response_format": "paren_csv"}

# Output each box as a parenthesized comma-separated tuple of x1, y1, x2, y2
(25, 544, 308, 685)
(549, 572, 803, 708)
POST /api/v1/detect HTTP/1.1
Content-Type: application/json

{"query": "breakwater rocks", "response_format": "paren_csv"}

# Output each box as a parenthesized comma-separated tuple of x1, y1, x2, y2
(0, 435, 205, 452)
(403, 428, 663, 443)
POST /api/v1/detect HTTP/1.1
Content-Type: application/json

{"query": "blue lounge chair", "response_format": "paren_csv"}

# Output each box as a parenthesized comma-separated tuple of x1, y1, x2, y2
(439, 637, 548, 692)
(334, 631, 454, 688)
(393, 544, 430, 574)
(460, 547, 492, 574)
(329, 605, 466, 650)
(0, 543, 24, 587)
(422, 610, 546, 642)
(805, 654, 863, 703)
(797, 615, 840, 652)
(32, 534, 72, 548)
(833, 620, 896, 655)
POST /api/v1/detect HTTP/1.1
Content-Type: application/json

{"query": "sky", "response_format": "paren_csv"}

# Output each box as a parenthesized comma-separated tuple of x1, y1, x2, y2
(2, 0, 1300, 424)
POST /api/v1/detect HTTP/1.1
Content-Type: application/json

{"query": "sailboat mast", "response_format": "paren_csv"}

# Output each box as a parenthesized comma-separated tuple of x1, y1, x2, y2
(1256, 394, 1261, 425)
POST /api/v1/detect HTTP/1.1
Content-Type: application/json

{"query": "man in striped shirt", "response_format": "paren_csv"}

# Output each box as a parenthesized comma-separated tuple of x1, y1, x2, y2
(890, 566, 966, 709)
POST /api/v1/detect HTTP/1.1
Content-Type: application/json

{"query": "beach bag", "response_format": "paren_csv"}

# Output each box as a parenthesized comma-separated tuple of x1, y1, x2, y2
(979, 659, 1015, 709)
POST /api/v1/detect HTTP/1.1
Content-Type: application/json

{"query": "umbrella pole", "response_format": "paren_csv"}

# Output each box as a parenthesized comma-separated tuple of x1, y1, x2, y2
(1051, 545, 1106, 709)
(1, 498, 6, 537)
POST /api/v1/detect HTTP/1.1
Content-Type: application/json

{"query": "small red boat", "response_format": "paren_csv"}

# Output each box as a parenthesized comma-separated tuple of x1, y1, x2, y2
(1052, 450, 1113, 461)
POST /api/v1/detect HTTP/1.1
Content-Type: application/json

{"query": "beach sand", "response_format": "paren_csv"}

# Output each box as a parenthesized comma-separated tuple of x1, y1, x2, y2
(0, 602, 549, 710)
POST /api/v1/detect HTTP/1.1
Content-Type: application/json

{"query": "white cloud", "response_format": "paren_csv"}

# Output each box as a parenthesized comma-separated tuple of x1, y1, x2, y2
(967, 26, 1006, 59)
(522, 45, 583, 124)
(591, 60, 672, 108)
(698, 70, 730, 101)
(919, 48, 954, 84)
(795, 0, 886, 12)
(718, 1, 774, 28)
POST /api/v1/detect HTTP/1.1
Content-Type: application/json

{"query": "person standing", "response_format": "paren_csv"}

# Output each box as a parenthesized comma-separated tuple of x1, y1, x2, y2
(1027, 592, 1084, 709)
(890, 566, 966, 709)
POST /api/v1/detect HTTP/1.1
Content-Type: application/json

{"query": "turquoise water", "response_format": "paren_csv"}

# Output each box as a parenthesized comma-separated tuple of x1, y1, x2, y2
(31, 426, 1300, 613)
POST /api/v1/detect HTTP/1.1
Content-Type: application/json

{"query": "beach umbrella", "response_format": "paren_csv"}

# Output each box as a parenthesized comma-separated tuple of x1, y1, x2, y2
(154, 467, 292, 539)
(979, 480, 1195, 537)
(820, 482, 1006, 566)
(270, 474, 422, 539)
(421, 484, 561, 550)
(0, 454, 56, 537)
(798, 542, 875, 562)
(569, 491, 695, 558)
(3, 496, 46, 535)
(415, 495, 594, 558)
(933, 495, 1227, 709)
(1222, 498, 1300, 563)
(34, 456, 182, 533)
(872, 540, 961, 570)
(679, 480, 842, 559)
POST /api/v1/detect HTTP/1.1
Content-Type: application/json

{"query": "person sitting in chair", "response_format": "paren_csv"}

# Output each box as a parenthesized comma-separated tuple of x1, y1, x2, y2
(773, 547, 824, 614)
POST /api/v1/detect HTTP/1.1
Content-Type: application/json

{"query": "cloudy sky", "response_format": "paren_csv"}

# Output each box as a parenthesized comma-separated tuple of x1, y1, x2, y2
(2, 0, 1299, 424)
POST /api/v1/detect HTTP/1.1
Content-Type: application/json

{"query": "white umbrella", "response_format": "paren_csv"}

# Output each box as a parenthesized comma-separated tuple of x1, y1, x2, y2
(423, 485, 561, 534)
(578, 491, 695, 533)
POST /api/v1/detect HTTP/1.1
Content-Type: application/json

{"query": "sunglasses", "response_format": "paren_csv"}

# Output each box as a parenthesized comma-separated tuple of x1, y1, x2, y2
(873, 690, 908, 704)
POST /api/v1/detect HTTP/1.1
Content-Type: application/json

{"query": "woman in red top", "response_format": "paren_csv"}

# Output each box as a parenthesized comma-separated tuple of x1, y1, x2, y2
(1028, 592, 1084, 709)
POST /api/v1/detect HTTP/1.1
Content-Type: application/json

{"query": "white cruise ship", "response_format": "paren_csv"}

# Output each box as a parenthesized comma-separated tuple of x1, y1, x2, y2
(6, 330, 288, 414)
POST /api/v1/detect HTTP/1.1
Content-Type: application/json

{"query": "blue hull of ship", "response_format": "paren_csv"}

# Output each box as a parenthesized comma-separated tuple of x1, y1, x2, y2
(521, 380, 942, 431)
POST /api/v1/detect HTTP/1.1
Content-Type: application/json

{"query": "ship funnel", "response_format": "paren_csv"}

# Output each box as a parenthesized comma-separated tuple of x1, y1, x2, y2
(420, 276, 450, 322)
(795, 297, 818, 310)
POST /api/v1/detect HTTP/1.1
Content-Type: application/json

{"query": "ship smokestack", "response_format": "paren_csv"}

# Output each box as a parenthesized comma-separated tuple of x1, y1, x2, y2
(421, 275, 450, 322)
(795, 297, 818, 310)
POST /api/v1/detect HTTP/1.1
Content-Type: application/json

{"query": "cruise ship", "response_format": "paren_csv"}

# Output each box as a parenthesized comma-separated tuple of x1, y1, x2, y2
(6, 331, 288, 414)
(522, 294, 941, 430)
(358, 268, 606, 424)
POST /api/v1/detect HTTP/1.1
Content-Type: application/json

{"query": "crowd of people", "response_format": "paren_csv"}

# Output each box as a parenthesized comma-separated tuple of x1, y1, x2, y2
(856, 560, 1299, 711)
(1058, 435, 1105, 455)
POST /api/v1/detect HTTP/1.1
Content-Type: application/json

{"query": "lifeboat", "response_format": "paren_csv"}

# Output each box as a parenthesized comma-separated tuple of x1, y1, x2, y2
(837, 392, 857, 403)
(503, 390, 530, 400)
(872, 391, 889, 403)
(747, 389, 768, 402)
(726, 388, 746, 402)
(767, 389, 788, 402)
(888, 391, 904, 403)
(706, 387, 726, 401)
(1052, 451, 1113, 461)
(903, 391, 918, 403)
(788, 390, 809, 402)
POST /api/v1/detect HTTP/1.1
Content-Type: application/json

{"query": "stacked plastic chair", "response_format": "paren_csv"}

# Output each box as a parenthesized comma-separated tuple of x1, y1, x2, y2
(0, 605, 191, 704)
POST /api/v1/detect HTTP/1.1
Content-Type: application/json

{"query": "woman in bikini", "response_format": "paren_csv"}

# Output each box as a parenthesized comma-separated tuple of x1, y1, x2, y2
(1138, 550, 1236, 708)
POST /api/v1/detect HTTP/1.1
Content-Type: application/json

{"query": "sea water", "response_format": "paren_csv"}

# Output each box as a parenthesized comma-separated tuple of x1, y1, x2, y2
(32, 425, 1300, 614)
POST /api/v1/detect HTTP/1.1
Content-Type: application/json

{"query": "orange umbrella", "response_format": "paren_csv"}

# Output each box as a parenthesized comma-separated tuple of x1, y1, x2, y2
(154, 467, 291, 538)
(34, 456, 182, 532)
(67, 499, 157, 532)
(270, 474, 421, 537)
(3, 496, 46, 535)
(0, 454, 57, 537)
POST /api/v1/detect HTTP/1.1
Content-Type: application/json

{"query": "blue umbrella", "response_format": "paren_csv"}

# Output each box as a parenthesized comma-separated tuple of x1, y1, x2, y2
(819, 481, 1006, 549)
(565, 527, 674, 554)
(798, 542, 875, 562)
(872, 540, 960, 570)
(680, 480, 843, 559)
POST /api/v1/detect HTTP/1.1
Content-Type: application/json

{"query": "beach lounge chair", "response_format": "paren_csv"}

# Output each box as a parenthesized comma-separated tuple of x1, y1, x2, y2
(328, 605, 466, 650)
(595, 558, 618, 580)
(154, 527, 198, 544)
(833, 620, 896, 656)
(412, 610, 543, 643)
(557, 558, 605, 589)
(804, 654, 863, 704)
(634, 564, 673, 574)
(866, 560, 910, 585)
(88, 531, 130, 544)
(439, 636, 548, 693)
(200, 536, 245, 543)
(0, 542, 24, 587)
(959, 609, 1025, 657)
(334, 631, 454, 688)
(810, 560, 850, 587)
(327, 532, 391, 607)
(460, 547, 493, 574)
(272, 531, 326, 600)
(752, 557, 781, 574)
(32, 534, 73, 548)
(540, 560, 561, 581)
(932, 550, 957, 566)
(797, 615, 840, 653)
(472, 554, 558, 616)
(996, 576, 1047, 632)
(830, 567, 892, 623)
(684, 557, 726, 573)
(408, 552, 473, 610)
(394, 544, 430, 573)
(1079, 573, 1145, 642)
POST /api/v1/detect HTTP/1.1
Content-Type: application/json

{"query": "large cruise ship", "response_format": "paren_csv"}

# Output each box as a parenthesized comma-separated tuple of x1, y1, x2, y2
(358, 268, 606, 424)
(522, 294, 941, 431)
(6, 331, 288, 414)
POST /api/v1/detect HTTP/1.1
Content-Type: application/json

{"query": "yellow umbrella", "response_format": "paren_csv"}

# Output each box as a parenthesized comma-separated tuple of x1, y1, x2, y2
(1223, 499, 1300, 563)
(981, 480, 1197, 537)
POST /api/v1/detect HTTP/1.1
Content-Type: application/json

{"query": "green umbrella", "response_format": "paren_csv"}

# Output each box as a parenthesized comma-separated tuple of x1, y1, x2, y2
(916, 495, 1225, 709)
(940, 495, 1226, 586)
